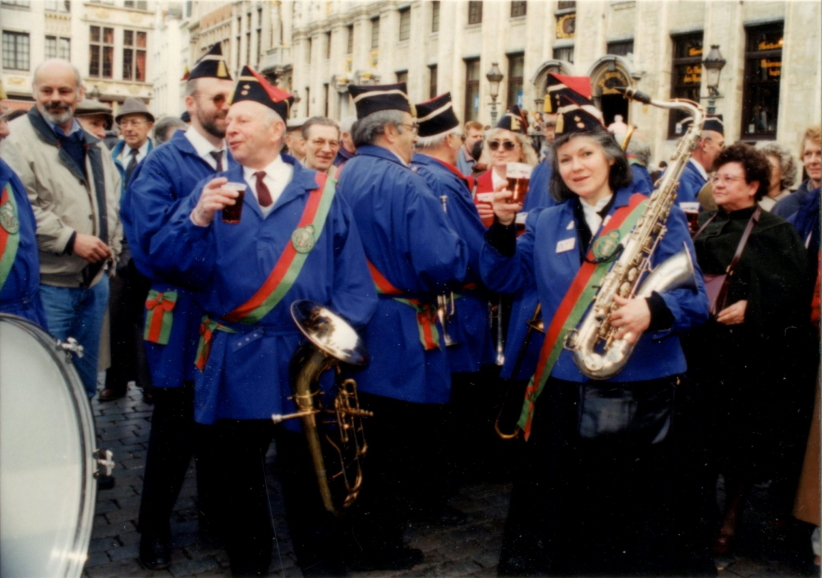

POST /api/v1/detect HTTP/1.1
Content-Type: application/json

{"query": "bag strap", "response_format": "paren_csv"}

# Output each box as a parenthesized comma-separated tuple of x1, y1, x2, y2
(726, 206, 761, 275)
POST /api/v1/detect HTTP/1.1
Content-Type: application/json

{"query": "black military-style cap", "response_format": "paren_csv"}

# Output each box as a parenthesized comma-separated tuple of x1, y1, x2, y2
(349, 83, 415, 119)
(544, 73, 605, 136)
(230, 65, 293, 120)
(415, 92, 460, 138)
(184, 43, 232, 81)
(496, 105, 529, 135)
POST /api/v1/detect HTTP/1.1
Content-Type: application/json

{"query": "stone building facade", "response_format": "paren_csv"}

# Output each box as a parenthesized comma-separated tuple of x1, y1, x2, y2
(1, 0, 155, 115)
(267, 0, 821, 166)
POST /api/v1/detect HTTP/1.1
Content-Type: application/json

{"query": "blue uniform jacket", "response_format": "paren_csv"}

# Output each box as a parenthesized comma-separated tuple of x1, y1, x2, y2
(675, 159, 707, 205)
(630, 162, 654, 195)
(121, 131, 236, 388)
(499, 158, 555, 379)
(0, 158, 47, 328)
(338, 145, 469, 403)
(151, 157, 376, 424)
(412, 153, 494, 373)
(480, 185, 709, 383)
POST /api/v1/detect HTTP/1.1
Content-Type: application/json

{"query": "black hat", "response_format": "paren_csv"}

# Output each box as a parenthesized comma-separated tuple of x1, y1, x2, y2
(231, 65, 293, 120)
(680, 114, 724, 136)
(349, 83, 415, 119)
(544, 73, 604, 136)
(496, 105, 528, 134)
(185, 44, 232, 81)
(415, 92, 460, 138)
(545, 73, 592, 113)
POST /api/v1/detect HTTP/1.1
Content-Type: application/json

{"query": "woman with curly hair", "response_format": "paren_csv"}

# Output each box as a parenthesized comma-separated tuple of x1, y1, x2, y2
(757, 142, 799, 211)
(684, 142, 815, 555)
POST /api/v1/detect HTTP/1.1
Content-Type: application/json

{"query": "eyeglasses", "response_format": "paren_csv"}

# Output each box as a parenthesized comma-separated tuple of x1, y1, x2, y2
(710, 174, 745, 185)
(119, 118, 147, 128)
(488, 140, 518, 152)
(398, 122, 419, 134)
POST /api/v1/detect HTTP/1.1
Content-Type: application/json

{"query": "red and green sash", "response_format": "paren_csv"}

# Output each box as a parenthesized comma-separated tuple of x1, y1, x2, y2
(197, 174, 335, 370)
(0, 183, 21, 295)
(367, 260, 442, 350)
(223, 173, 335, 325)
(143, 290, 178, 344)
(519, 194, 648, 440)
(195, 316, 237, 371)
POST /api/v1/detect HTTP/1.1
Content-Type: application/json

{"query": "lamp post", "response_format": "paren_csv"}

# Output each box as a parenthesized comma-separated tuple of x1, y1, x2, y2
(702, 45, 726, 115)
(486, 62, 504, 126)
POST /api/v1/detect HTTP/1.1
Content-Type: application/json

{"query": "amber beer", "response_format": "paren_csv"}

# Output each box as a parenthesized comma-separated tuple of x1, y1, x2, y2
(679, 202, 700, 234)
(506, 162, 533, 203)
(222, 182, 247, 224)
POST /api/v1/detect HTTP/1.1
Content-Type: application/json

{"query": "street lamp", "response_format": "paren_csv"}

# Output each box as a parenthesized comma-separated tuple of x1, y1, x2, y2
(702, 45, 726, 115)
(486, 62, 504, 126)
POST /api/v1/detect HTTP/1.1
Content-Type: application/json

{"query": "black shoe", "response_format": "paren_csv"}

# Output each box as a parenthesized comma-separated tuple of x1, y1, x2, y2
(347, 545, 423, 571)
(98, 387, 127, 402)
(139, 533, 171, 570)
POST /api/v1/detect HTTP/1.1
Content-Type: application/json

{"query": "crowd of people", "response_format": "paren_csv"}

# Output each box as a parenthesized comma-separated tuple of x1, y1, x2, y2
(0, 47, 819, 577)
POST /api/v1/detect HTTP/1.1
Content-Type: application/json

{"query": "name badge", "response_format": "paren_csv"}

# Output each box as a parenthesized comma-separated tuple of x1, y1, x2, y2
(556, 237, 576, 253)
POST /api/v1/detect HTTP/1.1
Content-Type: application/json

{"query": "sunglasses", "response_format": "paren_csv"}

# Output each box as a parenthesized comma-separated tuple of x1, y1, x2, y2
(489, 140, 517, 152)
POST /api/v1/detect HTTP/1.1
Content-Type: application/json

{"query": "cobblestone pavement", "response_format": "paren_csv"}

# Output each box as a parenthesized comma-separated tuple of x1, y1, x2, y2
(83, 383, 818, 578)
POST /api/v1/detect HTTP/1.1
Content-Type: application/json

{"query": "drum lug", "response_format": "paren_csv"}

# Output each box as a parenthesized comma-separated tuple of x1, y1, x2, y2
(94, 448, 115, 478)
(57, 337, 85, 358)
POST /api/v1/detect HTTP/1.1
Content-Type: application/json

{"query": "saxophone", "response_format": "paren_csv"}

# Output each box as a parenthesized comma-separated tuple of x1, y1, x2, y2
(271, 300, 373, 515)
(565, 88, 702, 380)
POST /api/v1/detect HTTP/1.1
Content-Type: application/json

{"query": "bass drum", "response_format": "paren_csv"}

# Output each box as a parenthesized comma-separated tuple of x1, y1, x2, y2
(0, 314, 97, 578)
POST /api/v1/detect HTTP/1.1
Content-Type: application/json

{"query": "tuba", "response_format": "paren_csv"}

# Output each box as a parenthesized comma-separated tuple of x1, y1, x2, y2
(271, 300, 372, 515)
(565, 88, 702, 380)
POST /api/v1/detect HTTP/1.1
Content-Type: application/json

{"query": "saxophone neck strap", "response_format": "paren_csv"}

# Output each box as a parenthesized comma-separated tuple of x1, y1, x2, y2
(518, 193, 648, 440)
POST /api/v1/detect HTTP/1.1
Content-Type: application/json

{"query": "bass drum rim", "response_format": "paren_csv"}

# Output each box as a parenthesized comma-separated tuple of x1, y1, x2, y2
(0, 313, 97, 578)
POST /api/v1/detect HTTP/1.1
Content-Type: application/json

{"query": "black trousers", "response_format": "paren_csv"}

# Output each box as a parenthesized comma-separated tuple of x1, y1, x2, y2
(348, 393, 449, 554)
(137, 382, 217, 537)
(106, 258, 152, 392)
(201, 420, 348, 576)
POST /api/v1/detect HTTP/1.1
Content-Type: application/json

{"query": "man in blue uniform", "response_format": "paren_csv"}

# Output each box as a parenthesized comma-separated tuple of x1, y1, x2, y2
(121, 44, 235, 570)
(411, 92, 495, 504)
(148, 65, 376, 576)
(675, 114, 724, 207)
(0, 158, 47, 327)
(337, 83, 468, 570)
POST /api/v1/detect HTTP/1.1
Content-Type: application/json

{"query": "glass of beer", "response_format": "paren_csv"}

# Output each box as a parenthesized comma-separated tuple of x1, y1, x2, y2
(679, 202, 700, 234)
(506, 162, 532, 203)
(222, 182, 247, 224)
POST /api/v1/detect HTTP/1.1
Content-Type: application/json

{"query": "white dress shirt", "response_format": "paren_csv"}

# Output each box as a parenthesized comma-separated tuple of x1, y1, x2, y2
(121, 139, 152, 166)
(184, 126, 226, 171)
(581, 194, 614, 235)
(243, 156, 294, 218)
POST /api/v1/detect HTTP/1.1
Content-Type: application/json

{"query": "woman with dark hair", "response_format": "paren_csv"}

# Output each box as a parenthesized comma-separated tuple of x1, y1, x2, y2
(685, 142, 814, 555)
(481, 76, 711, 575)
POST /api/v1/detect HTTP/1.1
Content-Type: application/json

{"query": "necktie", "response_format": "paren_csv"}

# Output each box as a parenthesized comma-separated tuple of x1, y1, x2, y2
(209, 150, 223, 173)
(125, 148, 139, 183)
(255, 171, 273, 208)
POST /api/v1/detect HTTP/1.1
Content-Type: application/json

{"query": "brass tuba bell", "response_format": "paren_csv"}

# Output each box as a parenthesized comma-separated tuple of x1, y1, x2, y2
(271, 300, 372, 515)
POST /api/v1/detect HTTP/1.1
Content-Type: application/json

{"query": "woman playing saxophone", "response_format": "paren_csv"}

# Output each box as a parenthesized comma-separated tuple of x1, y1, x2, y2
(479, 74, 711, 575)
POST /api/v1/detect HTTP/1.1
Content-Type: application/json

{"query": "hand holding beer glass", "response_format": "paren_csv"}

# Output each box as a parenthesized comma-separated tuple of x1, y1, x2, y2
(679, 202, 700, 235)
(506, 162, 532, 204)
(191, 177, 248, 226)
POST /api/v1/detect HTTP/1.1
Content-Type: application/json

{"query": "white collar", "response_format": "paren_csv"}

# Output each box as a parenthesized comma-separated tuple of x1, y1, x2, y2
(689, 157, 709, 181)
(243, 155, 287, 181)
(581, 194, 613, 234)
(185, 125, 225, 158)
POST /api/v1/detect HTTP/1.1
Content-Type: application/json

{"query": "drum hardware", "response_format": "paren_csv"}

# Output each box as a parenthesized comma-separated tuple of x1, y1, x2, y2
(57, 337, 85, 358)
(94, 449, 115, 478)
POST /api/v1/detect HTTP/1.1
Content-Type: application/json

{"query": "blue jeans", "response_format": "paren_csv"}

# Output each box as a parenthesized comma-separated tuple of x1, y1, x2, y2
(40, 277, 110, 398)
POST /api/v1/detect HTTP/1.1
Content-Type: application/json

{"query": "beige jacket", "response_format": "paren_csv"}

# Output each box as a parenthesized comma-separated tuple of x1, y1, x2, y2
(0, 110, 122, 287)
